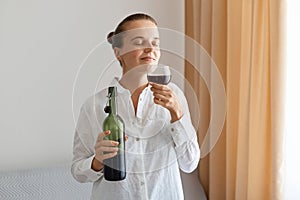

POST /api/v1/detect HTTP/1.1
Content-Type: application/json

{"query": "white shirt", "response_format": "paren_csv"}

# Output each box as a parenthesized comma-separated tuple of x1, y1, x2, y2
(71, 79, 200, 200)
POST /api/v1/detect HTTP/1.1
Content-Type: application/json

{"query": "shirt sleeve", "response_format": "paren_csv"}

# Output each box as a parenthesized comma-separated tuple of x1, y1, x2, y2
(166, 85, 200, 173)
(71, 104, 103, 183)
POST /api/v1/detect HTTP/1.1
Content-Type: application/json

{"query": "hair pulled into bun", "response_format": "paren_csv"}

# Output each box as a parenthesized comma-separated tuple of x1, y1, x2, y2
(107, 31, 114, 44)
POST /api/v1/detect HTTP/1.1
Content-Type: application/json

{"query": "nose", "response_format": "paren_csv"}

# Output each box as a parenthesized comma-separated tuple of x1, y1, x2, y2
(143, 41, 154, 53)
(144, 47, 153, 53)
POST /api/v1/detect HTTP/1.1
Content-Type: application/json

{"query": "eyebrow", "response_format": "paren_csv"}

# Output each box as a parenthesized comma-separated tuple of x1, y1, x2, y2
(130, 36, 160, 41)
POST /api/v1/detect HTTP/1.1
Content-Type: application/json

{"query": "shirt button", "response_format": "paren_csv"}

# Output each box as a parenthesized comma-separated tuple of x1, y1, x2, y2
(132, 122, 135, 125)
(140, 181, 144, 186)
(136, 137, 140, 141)
(171, 128, 174, 132)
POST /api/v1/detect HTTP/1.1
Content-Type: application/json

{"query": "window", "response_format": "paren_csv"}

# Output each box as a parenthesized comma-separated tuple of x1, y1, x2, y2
(285, 0, 300, 199)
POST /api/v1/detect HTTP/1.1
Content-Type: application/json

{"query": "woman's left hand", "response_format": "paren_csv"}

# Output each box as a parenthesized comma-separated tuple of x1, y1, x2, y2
(150, 82, 184, 123)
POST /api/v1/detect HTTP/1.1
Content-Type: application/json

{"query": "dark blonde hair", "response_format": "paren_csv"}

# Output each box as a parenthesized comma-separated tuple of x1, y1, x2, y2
(107, 13, 157, 49)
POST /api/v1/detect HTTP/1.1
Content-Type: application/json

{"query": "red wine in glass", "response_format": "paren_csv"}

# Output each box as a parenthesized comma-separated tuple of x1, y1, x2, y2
(147, 74, 171, 85)
(147, 65, 171, 85)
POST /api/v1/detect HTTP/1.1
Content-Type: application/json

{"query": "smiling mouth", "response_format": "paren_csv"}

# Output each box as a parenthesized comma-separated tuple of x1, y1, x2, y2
(141, 57, 155, 61)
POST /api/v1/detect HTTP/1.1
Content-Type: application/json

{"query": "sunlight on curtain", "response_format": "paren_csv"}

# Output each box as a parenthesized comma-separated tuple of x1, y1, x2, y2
(185, 0, 286, 199)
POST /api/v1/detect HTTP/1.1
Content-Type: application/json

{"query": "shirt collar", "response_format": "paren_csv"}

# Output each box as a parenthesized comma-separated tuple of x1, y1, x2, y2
(110, 77, 151, 95)
(110, 77, 129, 95)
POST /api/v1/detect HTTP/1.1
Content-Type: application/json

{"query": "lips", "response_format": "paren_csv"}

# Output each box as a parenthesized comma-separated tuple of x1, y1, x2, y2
(141, 56, 155, 61)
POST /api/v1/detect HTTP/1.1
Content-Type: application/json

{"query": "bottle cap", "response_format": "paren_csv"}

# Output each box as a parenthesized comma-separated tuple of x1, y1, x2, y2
(108, 86, 117, 97)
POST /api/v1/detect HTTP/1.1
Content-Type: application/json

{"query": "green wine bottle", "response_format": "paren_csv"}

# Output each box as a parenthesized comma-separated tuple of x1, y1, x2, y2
(103, 86, 126, 181)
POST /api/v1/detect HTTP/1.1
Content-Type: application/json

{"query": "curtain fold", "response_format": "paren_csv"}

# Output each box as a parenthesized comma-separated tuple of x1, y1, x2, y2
(185, 0, 286, 199)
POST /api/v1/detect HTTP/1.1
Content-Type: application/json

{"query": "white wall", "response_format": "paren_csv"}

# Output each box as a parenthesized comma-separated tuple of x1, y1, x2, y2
(0, 0, 184, 170)
(0, 1, 207, 199)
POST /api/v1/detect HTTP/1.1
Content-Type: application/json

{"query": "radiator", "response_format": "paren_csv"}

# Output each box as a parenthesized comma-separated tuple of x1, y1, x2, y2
(0, 165, 92, 200)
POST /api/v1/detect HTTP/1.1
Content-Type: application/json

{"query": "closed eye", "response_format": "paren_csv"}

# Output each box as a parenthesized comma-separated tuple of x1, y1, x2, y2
(152, 38, 160, 47)
(131, 37, 144, 46)
(152, 41, 160, 47)
(133, 40, 143, 46)
(131, 37, 160, 47)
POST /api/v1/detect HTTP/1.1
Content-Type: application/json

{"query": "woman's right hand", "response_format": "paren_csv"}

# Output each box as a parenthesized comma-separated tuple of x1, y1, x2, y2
(91, 130, 119, 171)
(92, 130, 128, 171)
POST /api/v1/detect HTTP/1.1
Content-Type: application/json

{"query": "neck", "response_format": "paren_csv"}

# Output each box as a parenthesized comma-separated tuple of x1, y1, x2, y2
(119, 70, 148, 94)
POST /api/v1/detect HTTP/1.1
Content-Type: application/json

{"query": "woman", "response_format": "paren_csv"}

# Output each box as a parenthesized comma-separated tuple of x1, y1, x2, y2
(71, 13, 200, 200)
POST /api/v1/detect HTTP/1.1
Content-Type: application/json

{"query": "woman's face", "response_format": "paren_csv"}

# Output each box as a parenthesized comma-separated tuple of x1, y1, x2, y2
(114, 20, 161, 73)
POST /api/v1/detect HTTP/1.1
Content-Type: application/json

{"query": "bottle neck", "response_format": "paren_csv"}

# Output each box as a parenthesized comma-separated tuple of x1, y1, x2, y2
(109, 95, 117, 115)
(107, 86, 118, 115)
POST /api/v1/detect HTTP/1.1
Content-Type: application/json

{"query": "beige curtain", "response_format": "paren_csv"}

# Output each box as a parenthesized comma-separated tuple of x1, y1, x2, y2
(185, 0, 286, 199)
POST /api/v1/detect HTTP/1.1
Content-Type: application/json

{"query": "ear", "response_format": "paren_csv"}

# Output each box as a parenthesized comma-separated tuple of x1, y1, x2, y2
(114, 47, 123, 66)
(114, 47, 121, 59)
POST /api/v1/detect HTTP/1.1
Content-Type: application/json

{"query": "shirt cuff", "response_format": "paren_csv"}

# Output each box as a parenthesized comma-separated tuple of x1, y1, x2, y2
(81, 156, 103, 181)
(167, 114, 194, 147)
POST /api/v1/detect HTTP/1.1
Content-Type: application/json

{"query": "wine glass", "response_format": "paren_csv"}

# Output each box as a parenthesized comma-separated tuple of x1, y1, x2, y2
(147, 64, 171, 85)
